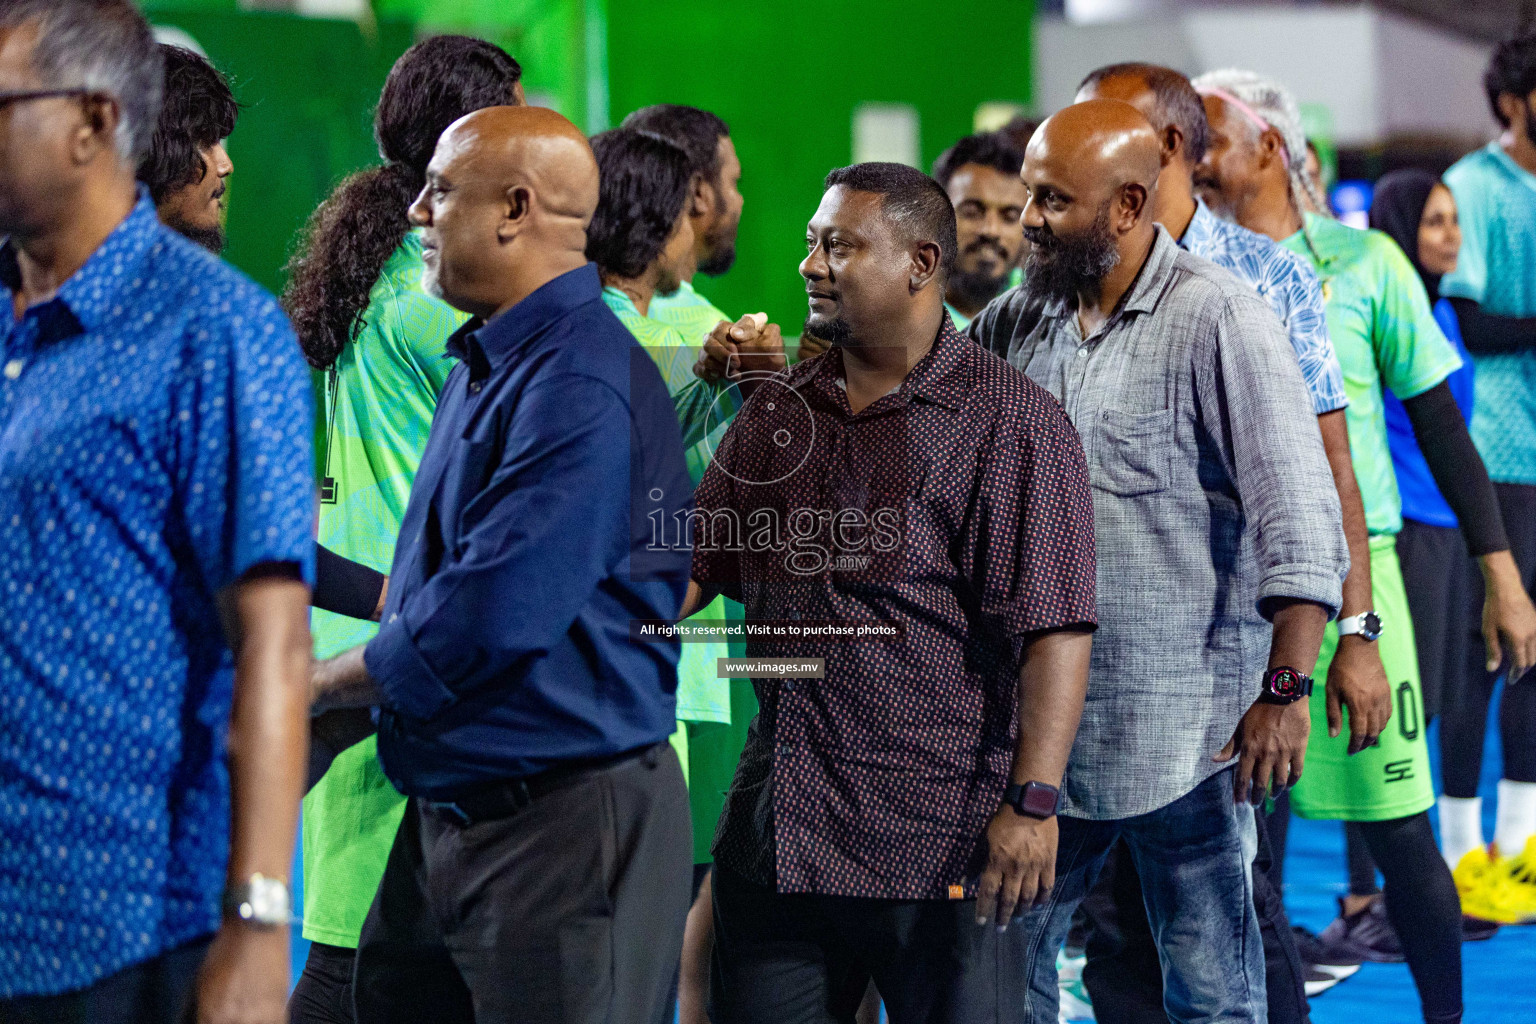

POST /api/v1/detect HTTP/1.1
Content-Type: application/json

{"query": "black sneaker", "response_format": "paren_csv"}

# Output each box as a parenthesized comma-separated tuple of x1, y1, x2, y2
(1291, 924, 1362, 978)
(1316, 897, 1404, 964)
(1303, 965, 1343, 998)
(1462, 914, 1500, 942)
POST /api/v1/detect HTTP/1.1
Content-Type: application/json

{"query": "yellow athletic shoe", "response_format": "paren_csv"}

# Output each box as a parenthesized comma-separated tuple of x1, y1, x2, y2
(1453, 847, 1535, 924)
(1500, 837, 1536, 924)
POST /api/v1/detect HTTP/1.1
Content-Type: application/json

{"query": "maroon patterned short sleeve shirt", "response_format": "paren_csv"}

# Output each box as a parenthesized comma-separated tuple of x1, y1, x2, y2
(691, 316, 1097, 900)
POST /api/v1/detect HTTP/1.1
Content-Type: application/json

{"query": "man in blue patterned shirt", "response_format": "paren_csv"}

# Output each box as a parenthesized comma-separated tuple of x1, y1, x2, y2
(1070, 64, 1387, 1024)
(0, 4, 315, 1022)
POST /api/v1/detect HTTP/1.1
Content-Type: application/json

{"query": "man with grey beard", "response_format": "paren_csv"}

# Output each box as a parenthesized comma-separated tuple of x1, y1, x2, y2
(967, 99, 1349, 1024)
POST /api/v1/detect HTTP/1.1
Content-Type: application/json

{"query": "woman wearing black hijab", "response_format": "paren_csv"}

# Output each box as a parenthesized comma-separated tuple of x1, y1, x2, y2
(1371, 171, 1514, 911)
(1373, 169, 1475, 715)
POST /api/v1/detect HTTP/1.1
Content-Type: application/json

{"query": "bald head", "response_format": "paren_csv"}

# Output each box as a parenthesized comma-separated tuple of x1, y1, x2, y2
(1020, 100, 1162, 306)
(409, 105, 600, 317)
(1031, 100, 1162, 197)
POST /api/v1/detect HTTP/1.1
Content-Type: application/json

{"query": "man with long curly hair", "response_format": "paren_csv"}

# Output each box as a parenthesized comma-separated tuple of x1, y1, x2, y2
(280, 35, 524, 1024)
(138, 43, 236, 253)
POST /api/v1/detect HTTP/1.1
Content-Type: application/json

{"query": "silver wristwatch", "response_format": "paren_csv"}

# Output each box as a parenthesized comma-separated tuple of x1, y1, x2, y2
(223, 873, 291, 929)
(1337, 610, 1383, 642)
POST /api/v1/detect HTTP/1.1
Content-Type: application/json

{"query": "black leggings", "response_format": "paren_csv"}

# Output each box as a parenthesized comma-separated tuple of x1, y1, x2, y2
(1357, 813, 1463, 1024)
(1271, 808, 1462, 1024)
(1441, 483, 1536, 798)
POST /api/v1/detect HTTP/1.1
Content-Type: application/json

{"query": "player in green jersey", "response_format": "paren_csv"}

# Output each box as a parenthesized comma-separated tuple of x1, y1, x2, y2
(280, 38, 525, 1024)
(1194, 67, 1536, 1024)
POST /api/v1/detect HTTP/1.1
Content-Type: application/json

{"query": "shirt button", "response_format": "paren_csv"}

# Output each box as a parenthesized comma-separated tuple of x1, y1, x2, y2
(3, 358, 22, 379)
(469, 381, 484, 394)
(1076, 347, 1089, 359)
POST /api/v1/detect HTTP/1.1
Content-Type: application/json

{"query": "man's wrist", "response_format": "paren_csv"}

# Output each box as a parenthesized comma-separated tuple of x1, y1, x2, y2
(1003, 780, 1061, 820)
(1257, 665, 1314, 705)
(222, 873, 291, 929)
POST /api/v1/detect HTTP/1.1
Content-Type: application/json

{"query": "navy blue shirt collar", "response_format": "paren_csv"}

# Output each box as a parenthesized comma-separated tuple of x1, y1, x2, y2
(0, 188, 159, 339)
(445, 262, 603, 376)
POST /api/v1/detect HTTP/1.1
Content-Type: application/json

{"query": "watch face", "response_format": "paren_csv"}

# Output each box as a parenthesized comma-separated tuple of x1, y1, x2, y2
(1362, 612, 1382, 639)
(1019, 782, 1060, 818)
(1269, 668, 1304, 698)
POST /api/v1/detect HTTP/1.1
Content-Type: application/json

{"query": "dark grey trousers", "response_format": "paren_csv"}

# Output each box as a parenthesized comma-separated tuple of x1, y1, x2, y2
(353, 743, 692, 1024)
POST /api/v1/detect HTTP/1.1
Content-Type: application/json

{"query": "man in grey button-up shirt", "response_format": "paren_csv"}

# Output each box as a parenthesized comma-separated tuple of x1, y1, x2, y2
(969, 101, 1347, 1024)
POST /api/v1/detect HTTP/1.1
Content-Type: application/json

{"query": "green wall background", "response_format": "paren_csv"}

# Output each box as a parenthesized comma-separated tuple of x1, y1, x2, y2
(607, 0, 1034, 329)
(144, 0, 1034, 324)
(147, 9, 413, 295)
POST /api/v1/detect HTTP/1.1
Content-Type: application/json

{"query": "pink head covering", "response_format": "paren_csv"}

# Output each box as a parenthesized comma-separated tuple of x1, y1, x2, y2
(1195, 85, 1291, 169)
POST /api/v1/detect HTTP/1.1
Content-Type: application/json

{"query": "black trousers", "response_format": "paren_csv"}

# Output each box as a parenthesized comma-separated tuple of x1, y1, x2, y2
(289, 942, 356, 1024)
(353, 743, 692, 1024)
(1442, 482, 1536, 797)
(1079, 808, 1309, 1024)
(1396, 518, 1474, 722)
(0, 935, 211, 1024)
(708, 864, 1022, 1024)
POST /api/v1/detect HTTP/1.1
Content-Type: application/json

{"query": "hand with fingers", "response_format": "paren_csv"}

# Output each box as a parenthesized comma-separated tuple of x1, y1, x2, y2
(1325, 637, 1392, 755)
(1215, 699, 1310, 805)
(693, 313, 785, 384)
(974, 809, 1057, 932)
(1480, 551, 1536, 683)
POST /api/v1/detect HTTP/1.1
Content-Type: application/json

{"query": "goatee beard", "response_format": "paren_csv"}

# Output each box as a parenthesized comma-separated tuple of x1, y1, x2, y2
(802, 313, 853, 348)
(1022, 205, 1120, 309)
(697, 238, 737, 277)
(169, 218, 226, 255)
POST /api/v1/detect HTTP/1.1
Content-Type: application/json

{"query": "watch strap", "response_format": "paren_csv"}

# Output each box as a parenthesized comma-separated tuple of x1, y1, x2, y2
(1337, 611, 1382, 639)
(1257, 665, 1314, 705)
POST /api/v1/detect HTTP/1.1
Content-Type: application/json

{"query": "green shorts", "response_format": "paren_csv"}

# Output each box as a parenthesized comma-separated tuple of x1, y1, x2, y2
(1290, 534, 1434, 822)
(676, 597, 757, 864)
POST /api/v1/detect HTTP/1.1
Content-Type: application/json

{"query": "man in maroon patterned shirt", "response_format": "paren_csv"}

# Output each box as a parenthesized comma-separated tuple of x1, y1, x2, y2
(676, 163, 1099, 1023)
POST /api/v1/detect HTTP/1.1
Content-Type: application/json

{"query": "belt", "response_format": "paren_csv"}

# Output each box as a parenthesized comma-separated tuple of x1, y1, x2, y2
(421, 742, 666, 827)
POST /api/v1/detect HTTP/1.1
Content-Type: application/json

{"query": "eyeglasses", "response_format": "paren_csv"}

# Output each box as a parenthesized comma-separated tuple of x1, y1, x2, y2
(0, 88, 97, 109)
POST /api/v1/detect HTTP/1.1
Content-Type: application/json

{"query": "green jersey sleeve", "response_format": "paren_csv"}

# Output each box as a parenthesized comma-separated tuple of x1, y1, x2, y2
(1369, 230, 1462, 401)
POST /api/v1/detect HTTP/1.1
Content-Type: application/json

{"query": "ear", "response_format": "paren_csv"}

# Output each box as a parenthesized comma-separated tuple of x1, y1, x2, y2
(689, 174, 714, 219)
(1258, 126, 1287, 170)
(909, 240, 942, 292)
(1160, 124, 1181, 168)
(1497, 91, 1525, 128)
(498, 183, 533, 243)
(69, 94, 120, 166)
(1118, 182, 1149, 230)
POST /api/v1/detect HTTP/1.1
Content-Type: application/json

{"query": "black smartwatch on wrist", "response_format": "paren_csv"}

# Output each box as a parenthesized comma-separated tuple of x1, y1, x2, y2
(1257, 665, 1314, 705)
(1003, 781, 1061, 820)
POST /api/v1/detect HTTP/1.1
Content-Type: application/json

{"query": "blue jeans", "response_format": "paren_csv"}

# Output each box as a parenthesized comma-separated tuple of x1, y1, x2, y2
(1014, 766, 1264, 1024)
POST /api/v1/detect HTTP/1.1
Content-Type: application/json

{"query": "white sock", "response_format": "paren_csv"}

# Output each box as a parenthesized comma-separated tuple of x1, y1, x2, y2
(1493, 779, 1536, 857)
(1439, 795, 1484, 868)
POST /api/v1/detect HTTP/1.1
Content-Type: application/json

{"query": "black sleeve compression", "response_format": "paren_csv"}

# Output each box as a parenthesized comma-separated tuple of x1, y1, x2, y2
(1401, 380, 1509, 556)
(1449, 297, 1536, 355)
(313, 543, 386, 621)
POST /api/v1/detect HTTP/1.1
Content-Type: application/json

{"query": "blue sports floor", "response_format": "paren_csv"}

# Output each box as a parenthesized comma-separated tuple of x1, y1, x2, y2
(290, 696, 1534, 1020)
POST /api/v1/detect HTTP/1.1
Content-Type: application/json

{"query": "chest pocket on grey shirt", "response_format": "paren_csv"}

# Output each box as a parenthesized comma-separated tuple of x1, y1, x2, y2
(1093, 408, 1173, 497)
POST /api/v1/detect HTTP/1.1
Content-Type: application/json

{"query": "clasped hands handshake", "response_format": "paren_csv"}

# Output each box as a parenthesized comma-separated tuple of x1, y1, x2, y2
(692, 312, 793, 385)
